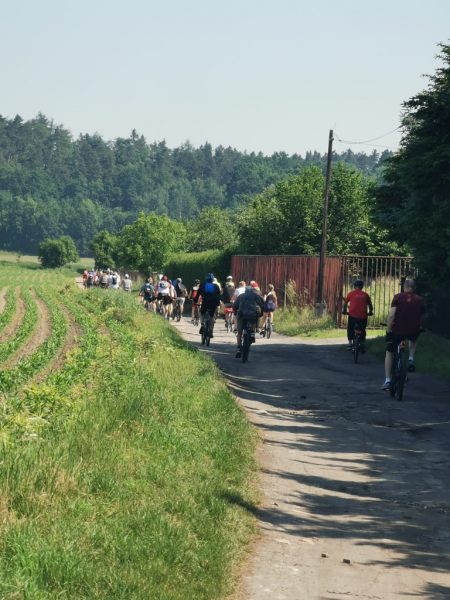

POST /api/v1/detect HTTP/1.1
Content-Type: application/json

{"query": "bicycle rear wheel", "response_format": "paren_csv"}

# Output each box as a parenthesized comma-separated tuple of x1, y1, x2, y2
(390, 351, 399, 397)
(397, 352, 407, 401)
(242, 328, 249, 362)
(353, 335, 360, 364)
(266, 317, 271, 339)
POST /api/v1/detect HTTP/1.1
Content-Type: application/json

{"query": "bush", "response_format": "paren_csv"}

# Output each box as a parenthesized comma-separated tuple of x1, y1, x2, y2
(164, 249, 233, 288)
(38, 235, 79, 268)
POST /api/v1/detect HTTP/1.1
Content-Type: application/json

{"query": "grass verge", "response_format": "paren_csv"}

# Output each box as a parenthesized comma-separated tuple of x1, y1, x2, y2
(274, 307, 348, 339)
(366, 331, 450, 380)
(0, 286, 258, 599)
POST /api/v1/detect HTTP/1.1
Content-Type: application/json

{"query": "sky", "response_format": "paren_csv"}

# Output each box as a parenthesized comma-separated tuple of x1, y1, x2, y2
(1, 0, 449, 156)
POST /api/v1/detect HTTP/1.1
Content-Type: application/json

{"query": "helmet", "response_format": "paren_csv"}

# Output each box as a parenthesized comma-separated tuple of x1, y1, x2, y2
(195, 279, 200, 285)
(176, 278, 182, 283)
(251, 282, 259, 288)
(145, 278, 150, 284)
(162, 275, 168, 281)
(206, 273, 214, 281)
(226, 275, 232, 281)
(354, 279, 364, 288)
(168, 280, 172, 284)
(125, 274, 129, 279)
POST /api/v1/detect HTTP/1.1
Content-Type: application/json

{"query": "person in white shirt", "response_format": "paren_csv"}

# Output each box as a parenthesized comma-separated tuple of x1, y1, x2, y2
(122, 274, 132, 292)
(230, 281, 246, 332)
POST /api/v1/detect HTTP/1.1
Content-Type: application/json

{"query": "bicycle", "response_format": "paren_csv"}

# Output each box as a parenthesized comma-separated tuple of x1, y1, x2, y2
(381, 323, 408, 402)
(241, 319, 254, 363)
(351, 319, 365, 364)
(224, 307, 234, 333)
(144, 298, 154, 312)
(262, 314, 273, 339)
(172, 299, 183, 322)
(201, 313, 212, 347)
(192, 304, 200, 326)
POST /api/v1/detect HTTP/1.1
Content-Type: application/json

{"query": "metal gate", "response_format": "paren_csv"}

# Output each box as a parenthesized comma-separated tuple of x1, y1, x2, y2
(338, 255, 417, 329)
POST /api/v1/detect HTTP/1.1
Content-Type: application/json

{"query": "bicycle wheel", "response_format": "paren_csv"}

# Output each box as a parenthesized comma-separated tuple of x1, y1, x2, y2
(266, 317, 271, 339)
(397, 352, 407, 401)
(353, 335, 360, 364)
(242, 329, 249, 363)
(390, 351, 399, 397)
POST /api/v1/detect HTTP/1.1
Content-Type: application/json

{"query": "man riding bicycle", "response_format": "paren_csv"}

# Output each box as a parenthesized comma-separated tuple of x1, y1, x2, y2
(233, 285, 264, 358)
(157, 276, 173, 316)
(189, 279, 201, 321)
(174, 278, 188, 317)
(343, 279, 373, 354)
(198, 273, 221, 338)
(381, 279, 425, 390)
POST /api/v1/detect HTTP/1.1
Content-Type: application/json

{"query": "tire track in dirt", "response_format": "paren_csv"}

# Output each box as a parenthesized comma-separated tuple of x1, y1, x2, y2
(29, 303, 82, 385)
(0, 287, 25, 344)
(2, 291, 52, 369)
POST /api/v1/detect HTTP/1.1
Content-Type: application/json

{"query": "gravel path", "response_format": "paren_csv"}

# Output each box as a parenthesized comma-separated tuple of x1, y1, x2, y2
(173, 317, 450, 600)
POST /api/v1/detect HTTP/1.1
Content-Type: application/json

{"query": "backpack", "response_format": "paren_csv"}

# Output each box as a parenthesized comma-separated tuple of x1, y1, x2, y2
(88, 275, 93, 284)
(101, 275, 108, 284)
(176, 283, 186, 297)
(112, 275, 118, 284)
(144, 284, 153, 297)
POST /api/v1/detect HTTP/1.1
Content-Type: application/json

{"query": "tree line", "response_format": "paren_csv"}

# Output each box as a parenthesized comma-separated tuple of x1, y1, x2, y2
(0, 113, 391, 255)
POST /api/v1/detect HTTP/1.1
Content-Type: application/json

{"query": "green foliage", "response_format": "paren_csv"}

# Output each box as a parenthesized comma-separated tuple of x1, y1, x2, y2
(0, 112, 392, 255)
(186, 206, 239, 252)
(238, 164, 395, 256)
(89, 229, 117, 269)
(164, 249, 233, 288)
(378, 43, 450, 283)
(38, 235, 79, 268)
(115, 212, 186, 274)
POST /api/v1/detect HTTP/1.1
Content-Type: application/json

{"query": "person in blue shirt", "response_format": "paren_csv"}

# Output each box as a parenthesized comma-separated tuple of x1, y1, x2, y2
(198, 273, 221, 338)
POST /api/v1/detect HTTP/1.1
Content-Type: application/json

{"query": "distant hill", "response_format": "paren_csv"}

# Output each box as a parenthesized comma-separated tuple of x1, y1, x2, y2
(0, 113, 393, 254)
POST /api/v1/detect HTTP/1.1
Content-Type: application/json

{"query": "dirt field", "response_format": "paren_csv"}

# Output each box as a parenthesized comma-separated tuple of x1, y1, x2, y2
(173, 318, 450, 600)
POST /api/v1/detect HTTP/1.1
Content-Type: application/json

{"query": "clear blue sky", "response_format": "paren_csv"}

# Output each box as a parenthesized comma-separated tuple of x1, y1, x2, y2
(1, 0, 449, 156)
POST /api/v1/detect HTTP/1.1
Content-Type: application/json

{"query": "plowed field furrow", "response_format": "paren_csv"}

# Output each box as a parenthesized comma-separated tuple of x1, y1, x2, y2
(0, 288, 39, 365)
(2, 291, 52, 369)
(0, 287, 7, 314)
(0, 287, 25, 343)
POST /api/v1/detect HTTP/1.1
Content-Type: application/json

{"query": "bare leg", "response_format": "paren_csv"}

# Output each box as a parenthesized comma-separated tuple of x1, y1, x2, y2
(385, 351, 394, 379)
(408, 339, 418, 359)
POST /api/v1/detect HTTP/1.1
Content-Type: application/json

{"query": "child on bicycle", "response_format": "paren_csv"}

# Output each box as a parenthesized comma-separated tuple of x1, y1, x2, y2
(343, 280, 373, 354)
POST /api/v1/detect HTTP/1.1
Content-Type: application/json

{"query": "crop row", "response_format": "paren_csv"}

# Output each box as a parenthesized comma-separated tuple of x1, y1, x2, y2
(0, 287, 67, 394)
(0, 286, 17, 335)
(0, 287, 38, 364)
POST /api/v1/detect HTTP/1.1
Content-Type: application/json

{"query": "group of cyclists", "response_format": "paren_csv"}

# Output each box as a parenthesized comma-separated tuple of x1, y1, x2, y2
(82, 268, 133, 292)
(343, 277, 425, 391)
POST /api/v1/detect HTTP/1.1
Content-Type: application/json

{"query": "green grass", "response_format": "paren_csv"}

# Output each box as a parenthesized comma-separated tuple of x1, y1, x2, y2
(0, 275, 258, 599)
(0, 252, 94, 269)
(366, 331, 450, 380)
(274, 306, 348, 339)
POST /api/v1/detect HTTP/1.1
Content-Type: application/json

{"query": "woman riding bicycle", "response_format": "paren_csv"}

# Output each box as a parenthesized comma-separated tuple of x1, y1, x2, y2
(260, 284, 277, 335)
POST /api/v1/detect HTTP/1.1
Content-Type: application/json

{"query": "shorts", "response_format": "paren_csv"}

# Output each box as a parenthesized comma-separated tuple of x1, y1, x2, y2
(175, 297, 185, 307)
(200, 301, 219, 317)
(264, 302, 276, 313)
(386, 330, 421, 353)
(157, 293, 173, 305)
(237, 315, 257, 331)
(143, 296, 154, 303)
(223, 302, 233, 309)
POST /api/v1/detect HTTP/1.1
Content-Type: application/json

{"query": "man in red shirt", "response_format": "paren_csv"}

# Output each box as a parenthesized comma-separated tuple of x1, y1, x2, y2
(381, 279, 425, 390)
(343, 280, 373, 353)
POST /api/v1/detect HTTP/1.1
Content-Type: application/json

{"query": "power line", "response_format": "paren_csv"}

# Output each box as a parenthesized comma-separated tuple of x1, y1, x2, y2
(335, 125, 402, 145)
(335, 140, 399, 151)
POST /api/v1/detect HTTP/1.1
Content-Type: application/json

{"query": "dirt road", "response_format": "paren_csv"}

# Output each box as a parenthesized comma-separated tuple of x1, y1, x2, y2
(173, 317, 450, 600)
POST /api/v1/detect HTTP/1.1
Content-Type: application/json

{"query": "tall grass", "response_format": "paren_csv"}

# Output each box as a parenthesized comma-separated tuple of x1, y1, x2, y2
(164, 249, 233, 288)
(0, 284, 257, 599)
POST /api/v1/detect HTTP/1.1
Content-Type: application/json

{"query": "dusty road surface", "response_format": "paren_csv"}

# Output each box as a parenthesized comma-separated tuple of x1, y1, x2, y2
(173, 316, 450, 600)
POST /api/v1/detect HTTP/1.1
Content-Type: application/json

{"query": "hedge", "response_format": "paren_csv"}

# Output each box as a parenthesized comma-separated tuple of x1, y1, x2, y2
(163, 249, 233, 288)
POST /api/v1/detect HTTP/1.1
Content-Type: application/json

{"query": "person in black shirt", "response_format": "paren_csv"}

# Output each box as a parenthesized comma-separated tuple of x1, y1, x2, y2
(198, 273, 221, 338)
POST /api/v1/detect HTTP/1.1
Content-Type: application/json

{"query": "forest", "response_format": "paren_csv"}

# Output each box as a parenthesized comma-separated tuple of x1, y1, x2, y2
(0, 113, 391, 255)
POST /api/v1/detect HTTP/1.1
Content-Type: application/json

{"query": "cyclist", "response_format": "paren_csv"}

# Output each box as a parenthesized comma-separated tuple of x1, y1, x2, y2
(189, 279, 201, 321)
(100, 271, 110, 289)
(233, 285, 264, 358)
(157, 276, 172, 316)
(343, 280, 373, 354)
(122, 274, 132, 292)
(381, 279, 425, 390)
(198, 273, 221, 338)
(140, 278, 155, 308)
(260, 284, 278, 335)
(174, 278, 188, 317)
(221, 276, 235, 321)
(82, 268, 88, 287)
(231, 281, 246, 332)
(250, 282, 264, 331)
(111, 271, 120, 289)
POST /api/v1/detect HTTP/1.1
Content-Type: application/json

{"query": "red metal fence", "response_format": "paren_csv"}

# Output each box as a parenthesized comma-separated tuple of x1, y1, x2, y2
(230, 255, 342, 315)
(230, 254, 415, 327)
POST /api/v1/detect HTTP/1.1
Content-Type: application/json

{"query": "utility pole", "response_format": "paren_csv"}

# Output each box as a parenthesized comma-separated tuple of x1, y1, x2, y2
(315, 129, 334, 318)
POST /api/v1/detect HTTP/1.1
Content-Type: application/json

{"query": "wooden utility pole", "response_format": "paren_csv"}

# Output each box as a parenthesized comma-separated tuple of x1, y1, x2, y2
(316, 129, 334, 317)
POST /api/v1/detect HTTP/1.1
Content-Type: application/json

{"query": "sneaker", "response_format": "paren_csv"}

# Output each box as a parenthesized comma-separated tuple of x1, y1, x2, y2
(260, 329, 265, 336)
(407, 360, 415, 373)
(347, 344, 352, 351)
(381, 380, 391, 391)
(235, 347, 242, 358)
(199, 325, 205, 334)
(250, 333, 256, 344)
